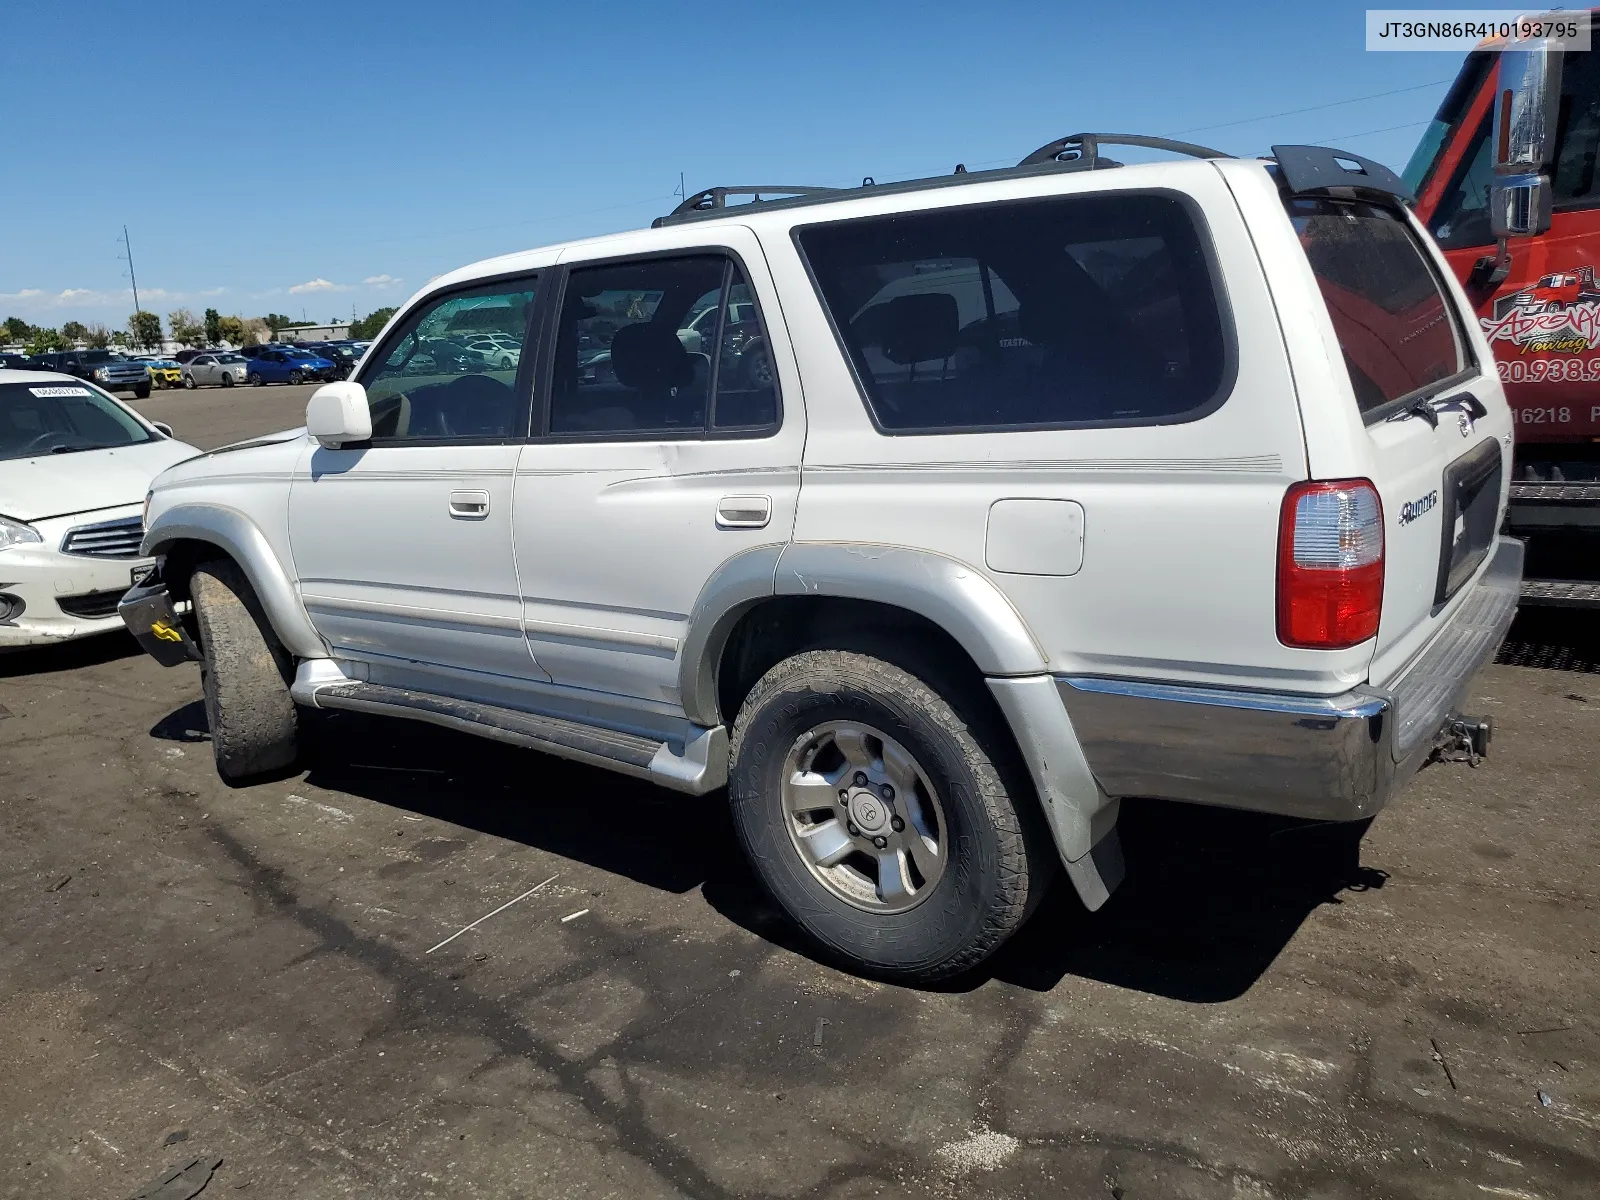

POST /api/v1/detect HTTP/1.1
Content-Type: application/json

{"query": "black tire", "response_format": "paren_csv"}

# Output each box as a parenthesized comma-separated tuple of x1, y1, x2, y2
(134, 383, 151, 399)
(249, 372, 264, 387)
(500, 356, 514, 370)
(728, 648, 1051, 983)
(288, 369, 303, 385)
(221, 372, 234, 388)
(742, 339, 774, 388)
(190, 560, 300, 783)
(183, 374, 196, 389)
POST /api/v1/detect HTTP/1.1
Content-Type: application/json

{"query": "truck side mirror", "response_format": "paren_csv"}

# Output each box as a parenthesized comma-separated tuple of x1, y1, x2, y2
(1490, 173, 1553, 237)
(306, 381, 371, 449)
(1493, 43, 1563, 176)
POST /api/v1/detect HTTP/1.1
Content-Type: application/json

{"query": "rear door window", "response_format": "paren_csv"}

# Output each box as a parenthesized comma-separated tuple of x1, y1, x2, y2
(796, 192, 1232, 433)
(1284, 197, 1468, 416)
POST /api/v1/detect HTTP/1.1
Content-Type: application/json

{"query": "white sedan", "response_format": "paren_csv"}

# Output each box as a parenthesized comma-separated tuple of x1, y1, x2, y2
(0, 370, 200, 648)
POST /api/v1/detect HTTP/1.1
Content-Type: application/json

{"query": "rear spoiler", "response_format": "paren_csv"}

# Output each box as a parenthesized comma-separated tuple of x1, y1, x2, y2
(1271, 145, 1416, 205)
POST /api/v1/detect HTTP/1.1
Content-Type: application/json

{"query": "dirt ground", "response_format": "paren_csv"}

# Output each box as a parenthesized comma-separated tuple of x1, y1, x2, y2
(1, 388, 1595, 1199)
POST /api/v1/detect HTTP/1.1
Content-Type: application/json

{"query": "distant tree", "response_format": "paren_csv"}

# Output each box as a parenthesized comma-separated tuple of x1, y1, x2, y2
(85, 323, 112, 349)
(350, 306, 398, 339)
(203, 307, 222, 346)
(108, 330, 129, 346)
(168, 307, 204, 346)
(240, 317, 269, 346)
(128, 310, 163, 350)
(3, 316, 34, 344)
(216, 314, 246, 346)
(265, 312, 294, 336)
(25, 327, 68, 355)
(60, 320, 89, 344)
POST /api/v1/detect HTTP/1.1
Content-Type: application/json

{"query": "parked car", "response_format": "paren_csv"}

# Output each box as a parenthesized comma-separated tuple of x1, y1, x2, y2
(244, 348, 335, 386)
(27, 350, 151, 399)
(183, 352, 252, 389)
(0, 369, 198, 647)
(173, 349, 206, 365)
(131, 357, 184, 388)
(296, 341, 364, 379)
(0, 353, 28, 370)
(464, 334, 521, 370)
(120, 137, 1520, 982)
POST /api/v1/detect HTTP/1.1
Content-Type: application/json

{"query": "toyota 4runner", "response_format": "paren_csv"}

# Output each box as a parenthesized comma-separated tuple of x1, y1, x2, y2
(120, 136, 1522, 982)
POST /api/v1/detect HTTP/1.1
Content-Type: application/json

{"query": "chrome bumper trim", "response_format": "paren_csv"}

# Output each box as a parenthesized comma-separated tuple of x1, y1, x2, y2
(1058, 537, 1522, 823)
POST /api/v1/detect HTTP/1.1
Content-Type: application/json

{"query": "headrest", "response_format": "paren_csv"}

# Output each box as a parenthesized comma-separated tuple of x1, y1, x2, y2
(610, 322, 693, 391)
(877, 292, 959, 365)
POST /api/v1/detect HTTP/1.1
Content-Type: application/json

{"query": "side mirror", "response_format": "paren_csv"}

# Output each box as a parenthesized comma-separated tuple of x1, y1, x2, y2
(1494, 43, 1563, 175)
(151, 421, 175, 438)
(1490, 172, 1554, 237)
(306, 381, 371, 449)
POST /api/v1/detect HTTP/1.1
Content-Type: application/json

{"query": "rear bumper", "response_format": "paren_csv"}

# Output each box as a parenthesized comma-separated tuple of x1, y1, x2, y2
(1057, 536, 1523, 822)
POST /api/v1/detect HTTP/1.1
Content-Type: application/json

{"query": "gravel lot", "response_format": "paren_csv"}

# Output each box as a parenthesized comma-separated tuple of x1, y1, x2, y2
(1, 385, 1596, 1199)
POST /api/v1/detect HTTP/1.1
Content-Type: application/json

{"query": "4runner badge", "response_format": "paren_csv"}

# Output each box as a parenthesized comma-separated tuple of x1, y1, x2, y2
(1399, 490, 1439, 525)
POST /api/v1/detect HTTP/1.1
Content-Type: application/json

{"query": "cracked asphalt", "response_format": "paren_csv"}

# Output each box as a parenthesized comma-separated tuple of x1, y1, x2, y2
(1, 386, 1596, 1198)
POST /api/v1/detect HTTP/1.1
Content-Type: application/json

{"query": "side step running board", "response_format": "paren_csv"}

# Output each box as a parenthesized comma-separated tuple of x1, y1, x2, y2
(309, 681, 728, 795)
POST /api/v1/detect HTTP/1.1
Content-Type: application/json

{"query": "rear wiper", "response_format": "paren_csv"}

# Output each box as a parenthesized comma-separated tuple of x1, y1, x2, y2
(1386, 392, 1489, 430)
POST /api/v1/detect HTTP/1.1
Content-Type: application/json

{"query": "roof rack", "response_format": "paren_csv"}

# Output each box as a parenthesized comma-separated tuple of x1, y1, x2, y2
(1270, 145, 1415, 205)
(1018, 133, 1233, 169)
(654, 133, 1238, 226)
(653, 186, 839, 228)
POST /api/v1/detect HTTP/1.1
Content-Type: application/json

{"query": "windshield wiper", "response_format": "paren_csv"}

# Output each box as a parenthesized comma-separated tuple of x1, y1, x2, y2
(49, 442, 122, 455)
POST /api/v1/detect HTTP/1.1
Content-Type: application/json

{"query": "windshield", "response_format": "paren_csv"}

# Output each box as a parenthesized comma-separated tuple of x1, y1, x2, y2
(0, 382, 154, 460)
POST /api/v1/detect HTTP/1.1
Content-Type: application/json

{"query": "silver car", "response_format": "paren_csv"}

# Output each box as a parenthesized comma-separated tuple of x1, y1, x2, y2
(183, 353, 251, 389)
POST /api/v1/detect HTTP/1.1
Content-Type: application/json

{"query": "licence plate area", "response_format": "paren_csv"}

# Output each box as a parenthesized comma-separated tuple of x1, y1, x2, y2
(1435, 439, 1502, 608)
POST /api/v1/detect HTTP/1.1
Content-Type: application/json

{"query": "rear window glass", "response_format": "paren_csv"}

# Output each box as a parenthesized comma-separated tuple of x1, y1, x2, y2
(797, 192, 1231, 433)
(1285, 197, 1466, 414)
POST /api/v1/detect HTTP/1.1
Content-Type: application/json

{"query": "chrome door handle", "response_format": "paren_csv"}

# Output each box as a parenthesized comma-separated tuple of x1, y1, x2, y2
(716, 494, 771, 529)
(449, 490, 490, 519)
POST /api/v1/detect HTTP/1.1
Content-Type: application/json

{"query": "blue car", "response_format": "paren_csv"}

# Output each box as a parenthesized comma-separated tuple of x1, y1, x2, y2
(245, 347, 335, 386)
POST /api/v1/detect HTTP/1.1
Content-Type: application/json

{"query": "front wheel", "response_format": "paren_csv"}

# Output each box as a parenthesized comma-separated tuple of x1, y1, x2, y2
(134, 383, 151, 399)
(288, 369, 303, 385)
(190, 560, 300, 783)
(728, 648, 1051, 983)
(221, 372, 234, 388)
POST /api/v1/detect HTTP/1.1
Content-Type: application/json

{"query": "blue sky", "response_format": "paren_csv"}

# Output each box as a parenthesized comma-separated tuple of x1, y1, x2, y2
(1, 0, 1469, 331)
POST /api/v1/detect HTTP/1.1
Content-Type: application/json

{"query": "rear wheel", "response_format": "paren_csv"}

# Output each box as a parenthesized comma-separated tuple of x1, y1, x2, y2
(183, 374, 197, 389)
(728, 648, 1051, 983)
(190, 560, 300, 783)
(249, 372, 264, 387)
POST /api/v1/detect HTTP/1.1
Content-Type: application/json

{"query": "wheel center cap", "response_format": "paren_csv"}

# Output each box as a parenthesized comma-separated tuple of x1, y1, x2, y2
(849, 791, 888, 833)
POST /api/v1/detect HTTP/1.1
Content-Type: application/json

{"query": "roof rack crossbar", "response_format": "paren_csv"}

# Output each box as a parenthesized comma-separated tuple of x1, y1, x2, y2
(666, 186, 838, 217)
(1018, 133, 1233, 169)
(1269, 145, 1415, 204)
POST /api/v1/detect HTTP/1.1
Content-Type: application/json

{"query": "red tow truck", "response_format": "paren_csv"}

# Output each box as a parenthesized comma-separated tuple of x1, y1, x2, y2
(1405, 12, 1600, 604)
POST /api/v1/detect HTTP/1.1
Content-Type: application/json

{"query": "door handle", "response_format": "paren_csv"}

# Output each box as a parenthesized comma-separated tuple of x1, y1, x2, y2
(716, 494, 771, 529)
(449, 490, 490, 519)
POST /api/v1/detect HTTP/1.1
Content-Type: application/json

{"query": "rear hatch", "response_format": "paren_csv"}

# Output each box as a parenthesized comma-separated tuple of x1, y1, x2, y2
(1281, 192, 1513, 682)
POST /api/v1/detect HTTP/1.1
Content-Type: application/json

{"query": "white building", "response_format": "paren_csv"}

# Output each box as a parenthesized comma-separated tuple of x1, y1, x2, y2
(277, 322, 351, 343)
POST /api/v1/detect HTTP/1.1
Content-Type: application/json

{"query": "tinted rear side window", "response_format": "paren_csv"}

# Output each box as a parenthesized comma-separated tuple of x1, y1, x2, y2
(1285, 197, 1466, 415)
(797, 192, 1231, 433)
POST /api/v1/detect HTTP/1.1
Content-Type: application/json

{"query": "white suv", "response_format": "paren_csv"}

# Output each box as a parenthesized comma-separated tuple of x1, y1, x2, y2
(120, 137, 1521, 982)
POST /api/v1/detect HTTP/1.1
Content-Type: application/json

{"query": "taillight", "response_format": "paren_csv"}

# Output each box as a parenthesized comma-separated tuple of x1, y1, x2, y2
(1277, 479, 1384, 649)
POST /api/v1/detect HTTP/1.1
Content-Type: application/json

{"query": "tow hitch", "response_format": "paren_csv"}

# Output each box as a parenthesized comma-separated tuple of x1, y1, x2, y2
(1433, 714, 1493, 766)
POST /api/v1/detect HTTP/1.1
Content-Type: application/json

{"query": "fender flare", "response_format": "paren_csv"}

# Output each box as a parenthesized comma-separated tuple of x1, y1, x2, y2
(143, 503, 327, 660)
(677, 542, 1049, 726)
